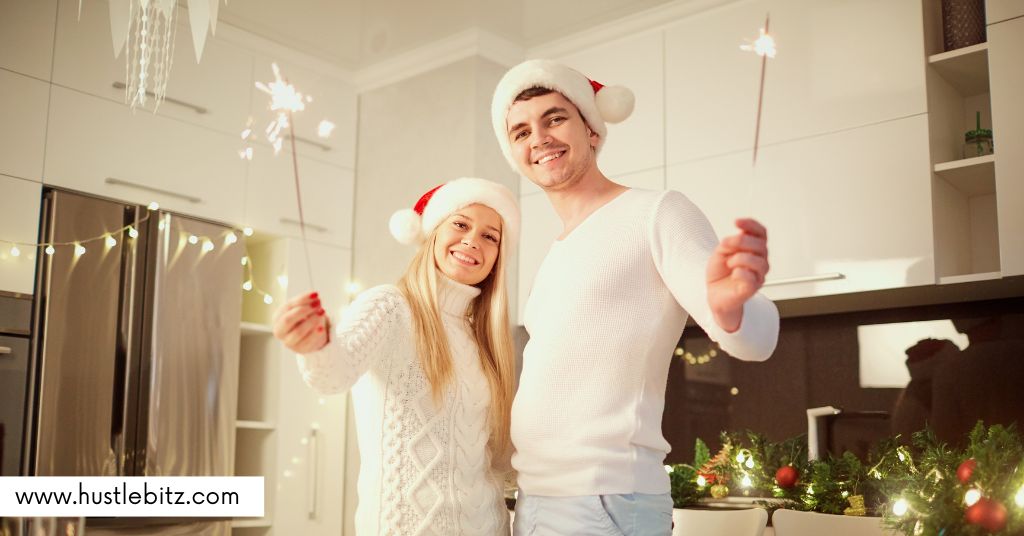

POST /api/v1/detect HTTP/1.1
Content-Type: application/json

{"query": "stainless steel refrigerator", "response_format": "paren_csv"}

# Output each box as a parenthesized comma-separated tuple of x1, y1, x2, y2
(24, 188, 243, 535)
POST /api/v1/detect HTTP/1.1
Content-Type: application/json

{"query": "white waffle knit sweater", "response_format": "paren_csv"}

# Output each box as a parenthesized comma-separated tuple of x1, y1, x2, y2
(296, 277, 509, 535)
(512, 188, 780, 496)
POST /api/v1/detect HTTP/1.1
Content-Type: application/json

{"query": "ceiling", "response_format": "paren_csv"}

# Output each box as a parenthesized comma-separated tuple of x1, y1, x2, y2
(216, 0, 676, 70)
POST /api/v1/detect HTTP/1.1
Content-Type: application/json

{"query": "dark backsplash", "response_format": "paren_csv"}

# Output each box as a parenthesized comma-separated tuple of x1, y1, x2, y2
(663, 296, 1024, 464)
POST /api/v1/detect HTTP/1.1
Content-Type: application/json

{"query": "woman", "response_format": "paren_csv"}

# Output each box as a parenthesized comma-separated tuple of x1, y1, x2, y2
(273, 177, 519, 535)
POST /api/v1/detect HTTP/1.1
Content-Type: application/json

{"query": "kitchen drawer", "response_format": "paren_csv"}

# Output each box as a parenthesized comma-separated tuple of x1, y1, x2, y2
(51, 0, 253, 135)
(245, 145, 354, 247)
(44, 86, 246, 226)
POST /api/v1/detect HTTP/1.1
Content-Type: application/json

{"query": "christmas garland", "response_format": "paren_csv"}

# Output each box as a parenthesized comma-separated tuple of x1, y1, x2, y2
(666, 423, 1024, 535)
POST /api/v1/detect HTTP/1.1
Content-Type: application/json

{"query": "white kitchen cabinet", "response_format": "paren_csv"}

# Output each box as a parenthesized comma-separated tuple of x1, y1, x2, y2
(665, 0, 927, 165)
(667, 115, 934, 301)
(986, 0, 1024, 24)
(245, 145, 355, 248)
(555, 30, 665, 179)
(234, 237, 351, 536)
(0, 175, 42, 295)
(44, 86, 246, 226)
(989, 16, 1024, 277)
(0, 70, 49, 182)
(51, 0, 254, 136)
(250, 57, 358, 170)
(0, 0, 57, 80)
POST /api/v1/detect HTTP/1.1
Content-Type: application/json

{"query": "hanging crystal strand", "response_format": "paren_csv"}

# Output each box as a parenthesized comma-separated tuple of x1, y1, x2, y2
(123, 0, 136, 106)
(151, 1, 177, 113)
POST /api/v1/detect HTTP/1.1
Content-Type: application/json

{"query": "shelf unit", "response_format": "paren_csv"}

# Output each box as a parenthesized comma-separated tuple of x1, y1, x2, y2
(922, 0, 1000, 282)
(234, 237, 288, 535)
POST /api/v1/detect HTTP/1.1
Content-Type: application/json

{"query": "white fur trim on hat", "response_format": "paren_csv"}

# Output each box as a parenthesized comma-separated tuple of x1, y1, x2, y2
(491, 59, 635, 173)
(389, 178, 520, 247)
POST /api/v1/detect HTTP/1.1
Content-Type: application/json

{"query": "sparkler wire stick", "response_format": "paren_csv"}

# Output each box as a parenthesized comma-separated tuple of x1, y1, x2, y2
(752, 13, 770, 165)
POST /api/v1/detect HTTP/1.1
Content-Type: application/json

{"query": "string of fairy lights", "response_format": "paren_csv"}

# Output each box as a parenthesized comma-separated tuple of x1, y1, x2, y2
(0, 203, 284, 307)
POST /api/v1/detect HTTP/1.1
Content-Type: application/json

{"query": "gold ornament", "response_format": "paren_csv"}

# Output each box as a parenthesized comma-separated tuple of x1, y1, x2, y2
(843, 494, 866, 516)
(710, 484, 730, 499)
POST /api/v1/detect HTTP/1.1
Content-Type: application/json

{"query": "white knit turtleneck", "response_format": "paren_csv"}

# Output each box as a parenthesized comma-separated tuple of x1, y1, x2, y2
(296, 276, 509, 535)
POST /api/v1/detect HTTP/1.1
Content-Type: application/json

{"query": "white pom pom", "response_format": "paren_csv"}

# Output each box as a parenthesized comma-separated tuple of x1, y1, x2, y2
(389, 209, 422, 245)
(595, 85, 635, 124)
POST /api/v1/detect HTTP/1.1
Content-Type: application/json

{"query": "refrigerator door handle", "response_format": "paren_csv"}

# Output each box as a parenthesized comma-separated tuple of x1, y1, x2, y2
(308, 427, 319, 520)
(0, 346, 12, 355)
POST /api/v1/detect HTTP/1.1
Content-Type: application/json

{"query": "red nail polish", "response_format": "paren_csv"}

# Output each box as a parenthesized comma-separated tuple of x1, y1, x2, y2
(311, 299, 321, 308)
(317, 326, 324, 332)
(317, 308, 325, 316)
(309, 292, 319, 299)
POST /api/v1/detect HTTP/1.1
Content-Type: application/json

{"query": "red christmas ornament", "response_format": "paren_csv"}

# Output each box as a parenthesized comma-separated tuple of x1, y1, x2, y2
(981, 499, 1008, 533)
(965, 499, 987, 526)
(775, 465, 799, 489)
(964, 498, 1008, 532)
(957, 458, 976, 484)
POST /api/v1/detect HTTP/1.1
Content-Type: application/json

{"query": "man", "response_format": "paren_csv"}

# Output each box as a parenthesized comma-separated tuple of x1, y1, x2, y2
(491, 59, 780, 535)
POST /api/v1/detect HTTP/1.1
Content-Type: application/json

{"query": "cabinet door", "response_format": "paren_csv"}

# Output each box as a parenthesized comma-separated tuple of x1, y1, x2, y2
(245, 145, 355, 248)
(250, 57, 358, 170)
(989, 17, 1024, 277)
(0, 176, 42, 295)
(0, 0, 57, 80)
(44, 86, 246, 225)
(51, 0, 253, 135)
(555, 31, 664, 179)
(667, 115, 934, 301)
(665, 0, 927, 165)
(986, 0, 1024, 24)
(0, 70, 49, 182)
(272, 239, 350, 536)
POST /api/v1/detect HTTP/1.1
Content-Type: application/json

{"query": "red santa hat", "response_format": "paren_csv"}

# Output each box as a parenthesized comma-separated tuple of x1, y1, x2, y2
(388, 177, 520, 246)
(491, 59, 635, 172)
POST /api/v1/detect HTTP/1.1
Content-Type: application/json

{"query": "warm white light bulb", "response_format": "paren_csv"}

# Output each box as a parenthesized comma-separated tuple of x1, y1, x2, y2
(202, 240, 214, 252)
(242, 280, 253, 291)
(664, 465, 673, 474)
(745, 457, 755, 469)
(9, 245, 20, 257)
(263, 294, 274, 305)
(148, 201, 160, 211)
(964, 488, 982, 506)
(277, 274, 288, 289)
(128, 227, 139, 239)
(44, 245, 55, 255)
(736, 452, 746, 464)
(188, 235, 199, 245)
(741, 475, 753, 488)
(225, 233, 238, 245)
(317, 119, 336, 138)
(892, 498, 908, 516)
(696, 475, 707, 487)
(74, 244, 86, 257)
(241, 257, 249, 266)
(106, 235, 117, 248)
(243, 227, 254, 237)
(1015, 485, 1024, 507)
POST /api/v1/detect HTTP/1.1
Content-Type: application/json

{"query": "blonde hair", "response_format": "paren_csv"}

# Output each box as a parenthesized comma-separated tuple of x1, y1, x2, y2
(396, 222, 516, 470)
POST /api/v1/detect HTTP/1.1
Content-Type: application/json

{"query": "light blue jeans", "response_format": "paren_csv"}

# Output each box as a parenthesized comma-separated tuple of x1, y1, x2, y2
(513, 492, 673, 536)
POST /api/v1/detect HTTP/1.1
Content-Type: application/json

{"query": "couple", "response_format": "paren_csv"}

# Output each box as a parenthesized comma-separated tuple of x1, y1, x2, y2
(272, 59, 780, 535)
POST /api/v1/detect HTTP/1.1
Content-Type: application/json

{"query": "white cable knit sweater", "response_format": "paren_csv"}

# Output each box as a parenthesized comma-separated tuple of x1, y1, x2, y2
(513, 188, 780, 497)
(296, 276, 509, 535)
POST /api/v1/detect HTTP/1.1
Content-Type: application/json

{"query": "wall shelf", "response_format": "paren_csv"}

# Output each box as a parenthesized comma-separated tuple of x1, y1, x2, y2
(934, 154, 996, 196)
(241, 321, 273, 335)
(237, 420, 276, 430)
(939, 271, 1001, 285)
(929, 43, 989, 96)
